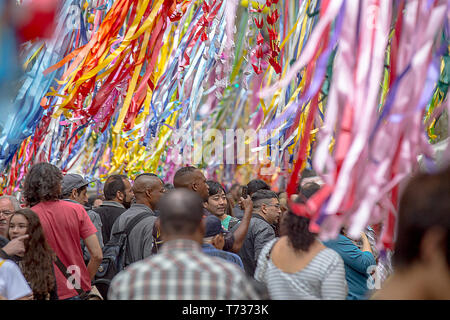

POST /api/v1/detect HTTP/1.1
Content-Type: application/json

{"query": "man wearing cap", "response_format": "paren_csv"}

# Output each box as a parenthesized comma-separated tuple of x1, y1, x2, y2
(61, 173, 91, 207)
(202, 215, 244, 269)
(61, 173, 103, 263)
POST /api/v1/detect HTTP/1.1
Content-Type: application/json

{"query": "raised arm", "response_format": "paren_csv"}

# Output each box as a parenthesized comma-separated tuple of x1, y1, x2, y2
(229, 196, 253, 253)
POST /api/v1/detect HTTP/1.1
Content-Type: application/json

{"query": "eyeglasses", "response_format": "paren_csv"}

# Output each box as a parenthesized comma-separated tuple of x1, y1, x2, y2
(266, 204, 281, 209)
(0, 210, 14, 217)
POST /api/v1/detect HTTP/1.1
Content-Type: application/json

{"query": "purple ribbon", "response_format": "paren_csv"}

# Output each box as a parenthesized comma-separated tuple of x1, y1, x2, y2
(264, 0, 346, 132)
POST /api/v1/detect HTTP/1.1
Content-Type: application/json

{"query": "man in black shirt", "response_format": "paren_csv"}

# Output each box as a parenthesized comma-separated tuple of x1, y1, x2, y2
(93, 175, 134, 244)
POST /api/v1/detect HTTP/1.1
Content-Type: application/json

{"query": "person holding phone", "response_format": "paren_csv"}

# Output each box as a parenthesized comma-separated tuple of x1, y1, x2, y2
(323, 227, 376, 300)
(173, 167, 253, 254)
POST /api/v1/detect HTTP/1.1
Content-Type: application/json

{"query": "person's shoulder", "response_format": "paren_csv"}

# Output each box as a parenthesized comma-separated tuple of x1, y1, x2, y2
(86, 209, 102, 222)
(134, 212, 157, 226)
(323, 234, 347, 245)
(116, 207, 136, 221)
(212, 248, 242, 263)
(204, 253, 244, 274)
(120, 254, 160, 275)
(60, 200, 86, 211)
(252, 216, 270, 227)
(257, 238, 277, 256)
(263, 237, 278, 249)
(33, 200, 83, 215)
(0, 259, 20, 272)
(87, 208, 100, 216)
(318, 247, 344, 264)
(226, 250, 242, 260)
(225, 251, 244, 266)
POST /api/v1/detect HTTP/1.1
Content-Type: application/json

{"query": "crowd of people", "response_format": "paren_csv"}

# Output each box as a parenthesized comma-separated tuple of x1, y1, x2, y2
(0, 162, 449, 300)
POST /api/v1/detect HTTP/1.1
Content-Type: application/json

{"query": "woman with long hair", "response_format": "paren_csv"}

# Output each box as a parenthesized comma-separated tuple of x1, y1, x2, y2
(254, 183, 347, 299)
(8, 208, 57, 300)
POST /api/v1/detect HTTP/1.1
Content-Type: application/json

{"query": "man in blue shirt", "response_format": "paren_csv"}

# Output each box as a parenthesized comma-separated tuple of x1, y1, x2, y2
(324, 230, 376, 300)
(202, 215, 244, 269)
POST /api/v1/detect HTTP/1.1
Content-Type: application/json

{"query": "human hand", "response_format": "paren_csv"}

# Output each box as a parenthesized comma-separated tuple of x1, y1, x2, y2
(240, 196, 253, 213)
(360, 232, 369, 242)
(2, 235, 28, 256)
(360, 232, 372, 253)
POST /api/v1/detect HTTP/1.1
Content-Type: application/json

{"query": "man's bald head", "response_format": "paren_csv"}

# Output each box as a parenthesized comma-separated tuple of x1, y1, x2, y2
(133, 175, 161, 192)
(173, 166, 209, 201)
(157, 189, 204, 237)
(133, 174, 165, 210)
(173, 166, 198, 188)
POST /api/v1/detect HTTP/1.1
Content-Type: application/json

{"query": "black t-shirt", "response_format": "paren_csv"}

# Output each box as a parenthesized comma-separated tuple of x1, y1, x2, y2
(0, 235, 8, 248)
(94, 204, 127, 244)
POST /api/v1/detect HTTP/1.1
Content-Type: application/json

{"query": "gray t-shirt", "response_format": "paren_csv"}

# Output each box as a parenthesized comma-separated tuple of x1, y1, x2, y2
(110, 203, 157, 266)
(254, 238, 348, 300)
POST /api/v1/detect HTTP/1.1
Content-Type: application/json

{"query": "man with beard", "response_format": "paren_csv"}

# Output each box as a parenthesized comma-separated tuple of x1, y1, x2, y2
(93, 175, 133, 244)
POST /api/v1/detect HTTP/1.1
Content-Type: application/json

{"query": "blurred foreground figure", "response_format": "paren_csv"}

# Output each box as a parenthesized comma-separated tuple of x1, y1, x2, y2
(373, 165, 450, 300)
(108, 189, 260, 300)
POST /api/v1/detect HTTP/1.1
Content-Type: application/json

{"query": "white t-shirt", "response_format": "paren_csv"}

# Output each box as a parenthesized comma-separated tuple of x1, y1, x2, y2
(0, 259, 32, 300)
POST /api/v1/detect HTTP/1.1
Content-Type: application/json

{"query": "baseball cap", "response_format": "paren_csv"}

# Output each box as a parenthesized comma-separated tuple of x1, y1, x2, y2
(62, 173, 91, 195)
(204, 215, 230, 238)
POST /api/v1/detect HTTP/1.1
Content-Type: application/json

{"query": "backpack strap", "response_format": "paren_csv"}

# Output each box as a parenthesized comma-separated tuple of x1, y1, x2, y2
(123, 212, 150, 235)
(54, 256, 88, 298)
(121, 212, 152, 266)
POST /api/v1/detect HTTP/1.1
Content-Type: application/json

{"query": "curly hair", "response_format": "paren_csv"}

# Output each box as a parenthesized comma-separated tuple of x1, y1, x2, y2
(23, 163, 62, 206)
(9, 209, 56, 300)
(279, 182, 321, 252)
(280, 212, 316, 251)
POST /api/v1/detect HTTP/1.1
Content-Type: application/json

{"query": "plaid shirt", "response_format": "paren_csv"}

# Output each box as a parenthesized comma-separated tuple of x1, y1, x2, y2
(108, 239, 261, 300)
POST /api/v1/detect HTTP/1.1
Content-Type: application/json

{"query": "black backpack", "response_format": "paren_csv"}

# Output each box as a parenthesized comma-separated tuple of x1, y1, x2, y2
(93, 212, 148, 299)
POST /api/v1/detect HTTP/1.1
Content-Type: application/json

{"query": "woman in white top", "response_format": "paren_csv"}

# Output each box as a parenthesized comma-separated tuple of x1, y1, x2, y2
(0, 259, 33, 300)
(254, 183, 347, 300)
